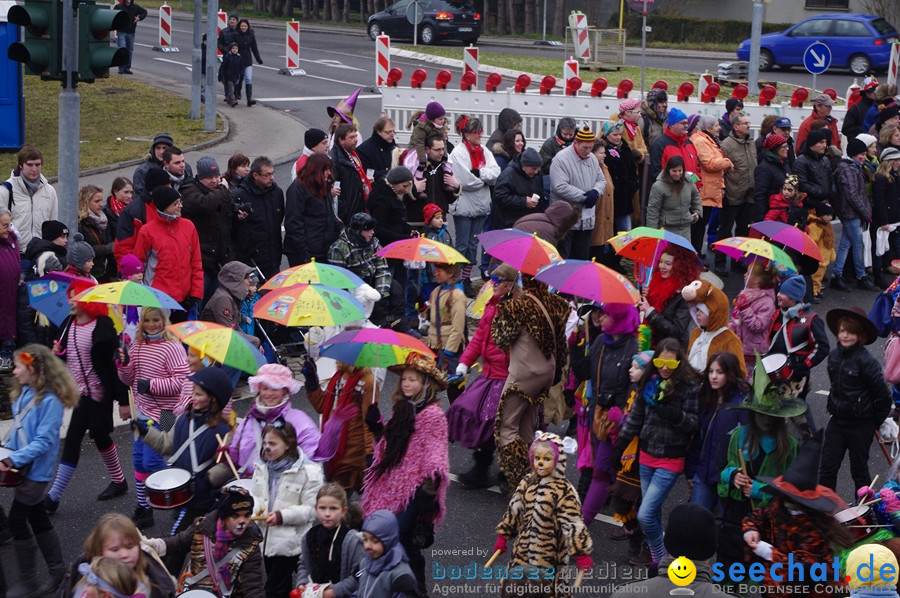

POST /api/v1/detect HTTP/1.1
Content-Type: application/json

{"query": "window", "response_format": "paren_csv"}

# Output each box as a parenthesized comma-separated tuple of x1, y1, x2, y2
(790, 19, 832, 37)
(805, 0, 849, 9)
(834, 20, 870, 37)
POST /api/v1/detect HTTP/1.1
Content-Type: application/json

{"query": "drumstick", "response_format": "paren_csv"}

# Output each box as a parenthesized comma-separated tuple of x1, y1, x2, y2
(251, 515, 269, 521)
(574, 569, 585, 588)
(484, 549, 502, 569)
(215, 434, 241, 481)
(128, 388, 137, 441)
(862, 497, 884, 508)
(737, 450, 755, 510)
(859, 475, 880, 506)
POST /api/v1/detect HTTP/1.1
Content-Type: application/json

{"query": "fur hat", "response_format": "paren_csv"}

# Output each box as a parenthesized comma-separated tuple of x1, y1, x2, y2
(664, 504, 718, 561)
(152, 187, 181, 212)
(145, 167, 172, 194)
(806, 129, 830, 148)
(645, 88, 667, 107)
(574, 126, 595, 142)
(66, 233, 95, 273)
(847, 137, 869, 158)
(217, 487, 255, 519)
(779, 275, 806, 302)
(388, 352, 448, 389)
(119, 254, 143, 278)
(422, 203, 443, 225)
(826, 306, 878, 345)
(424, 101, 445, 121)
(304, 128, 327, 150)
(41, 220, 68, 241)
(385, 166, 413, 185)
(248, 363, 301, 395)
(763, 133, 788, 151)
(667, 108, 687, 127)
(187, 367, 235, 412)
(520, 147, 542, 167)
(196, 156, 220, 179)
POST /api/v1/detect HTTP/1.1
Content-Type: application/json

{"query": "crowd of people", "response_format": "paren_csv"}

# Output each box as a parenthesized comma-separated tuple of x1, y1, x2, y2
(0, 80, 900, 598)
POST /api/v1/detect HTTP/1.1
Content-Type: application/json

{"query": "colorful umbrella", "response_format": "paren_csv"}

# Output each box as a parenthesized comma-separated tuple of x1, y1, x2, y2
(73, 281, 184, 310)
(25, 273, 85, 327)
(377, 238, 468, 263)
(166, 321, 266, 375)
(261, 260, 365, 291)
(749, 221, 823, 262)
(478, 229, 563, 276)
(535, 259, 640, 305)
(467, 278, 494, 318)
(253, 284, 365, 327)
(711, 236, 798, 275)
(607, 227, 696, 265)
(318, 328, 435, 369)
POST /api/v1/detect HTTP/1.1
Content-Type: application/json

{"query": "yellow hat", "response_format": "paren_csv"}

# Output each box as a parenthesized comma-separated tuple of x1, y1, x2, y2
(847, 544, 899, 588)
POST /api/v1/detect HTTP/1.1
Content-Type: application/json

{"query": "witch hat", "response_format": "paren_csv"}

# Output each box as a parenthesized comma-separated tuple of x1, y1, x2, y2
(328, 88, 361, 127)
(758, 431, 847, 512)
(732, 350, 808, 417)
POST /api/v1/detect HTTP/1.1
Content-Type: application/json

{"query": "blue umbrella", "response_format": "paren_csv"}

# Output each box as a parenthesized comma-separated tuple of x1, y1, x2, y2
(25, 274, 80, 327)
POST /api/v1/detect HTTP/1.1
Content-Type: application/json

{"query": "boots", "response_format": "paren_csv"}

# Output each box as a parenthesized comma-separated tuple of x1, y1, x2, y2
(458, 449, 492, 488)
(497, 439, 529, 492)
(34, 530, 65, 595)
(7, 537, 41, 598)
(576, 469, 592, 503)
(246, 84, 256, 106)
(234, 81, 242, 100)
(0, 505, 10, 544)
(628, 528, 652, 566)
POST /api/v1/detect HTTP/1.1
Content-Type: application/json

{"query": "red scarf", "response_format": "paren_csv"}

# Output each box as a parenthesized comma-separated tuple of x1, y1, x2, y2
(464, 140, 486, 170)
(623, 119, 638, 140)
(646, 274, 682, 313)
(347, 150, 371, 200)
(321, 369, 364, 480)
(107, 195, 126, 217)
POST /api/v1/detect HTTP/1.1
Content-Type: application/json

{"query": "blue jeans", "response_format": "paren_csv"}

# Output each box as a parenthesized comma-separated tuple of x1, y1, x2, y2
(613, 214, 631, 237)
(689, 474, 720, 514)
(834, 218, 866, 279)
(638, 463, 681, 562)
(117, 32, 134, 72)
(453, 214, 486, 276)
(243, 65, 254, 85)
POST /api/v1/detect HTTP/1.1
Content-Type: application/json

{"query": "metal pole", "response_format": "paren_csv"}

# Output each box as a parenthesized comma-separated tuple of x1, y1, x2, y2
(748, 0, 763, 92)
(58, 0, 80, 231)
(205, 0, 218, 131)
(413, 1, 418, 47)
(189, 0, 202, 119)
(640, 0, 646, 99)
(542, 0, 546, 41)
(812, 73, 817, 97)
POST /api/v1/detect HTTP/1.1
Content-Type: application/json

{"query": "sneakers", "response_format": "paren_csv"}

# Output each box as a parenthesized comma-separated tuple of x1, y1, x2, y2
(44, 496, 59, 514)
(97, 481, 128, 501)
(131, 506, 154, 530)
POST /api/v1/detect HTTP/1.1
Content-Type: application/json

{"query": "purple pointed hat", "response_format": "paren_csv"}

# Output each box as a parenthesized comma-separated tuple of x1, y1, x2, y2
(328, 87, 362, 123)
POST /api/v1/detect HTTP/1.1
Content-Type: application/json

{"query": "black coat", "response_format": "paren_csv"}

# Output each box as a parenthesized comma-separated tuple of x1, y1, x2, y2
(873, 171, 900, 227)
(604, 138, 639, 217)
(356, 132, 397, 182)
(113, 0, 147, 35)
(231, 178, 284, 275)
(491, 153, 545, 229)
(826, 343, 892, 423)
(794, 150, 836, 207)
(645, 293, 691, 349)
(217, 25, 239, 55)
(329, 144, 366, 224)
(367, 178, 412, 246)
(283, 179, 342, 263)
(57, 314, 128, 406)
(78, 217, 114, 281)
(180, 178, 236, 274)
(753, 152, 791, 222)
(234, 29, 262, 67)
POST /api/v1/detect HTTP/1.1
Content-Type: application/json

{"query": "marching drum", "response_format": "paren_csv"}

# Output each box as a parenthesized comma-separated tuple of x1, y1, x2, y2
(834, 505, 877, 542)
(0, 447, 22, 487)
(176, 590, 218, 597)
(146, 468, 194, 509)
(761, 354, 792, 380)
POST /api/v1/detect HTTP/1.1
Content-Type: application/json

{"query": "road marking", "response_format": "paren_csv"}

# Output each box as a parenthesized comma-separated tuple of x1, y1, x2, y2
(816, 390, 830, 396)
(257, 94, 382, 102)
(154, 57, 192, 69)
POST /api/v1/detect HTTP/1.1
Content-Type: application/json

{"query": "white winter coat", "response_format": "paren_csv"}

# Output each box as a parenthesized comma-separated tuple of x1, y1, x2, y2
(0, 172, 59, 248)
(448, 143, 500, 218)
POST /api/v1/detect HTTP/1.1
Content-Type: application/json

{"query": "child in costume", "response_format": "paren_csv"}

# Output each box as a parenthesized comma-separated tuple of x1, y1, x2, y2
(294, 483, 365, 598)
(682, 279, 746, 377)
(355, 510, 418, 598)
(807, 203, 836, 301)
(764, 174, 807, 229)
(361, 353, 450, 597)
(494, 432, 593, 598)
(728, 262, 778, 367)
(427, 262, 467, 375)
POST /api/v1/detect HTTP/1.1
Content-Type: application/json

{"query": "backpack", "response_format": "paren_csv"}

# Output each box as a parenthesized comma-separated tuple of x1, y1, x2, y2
(1, 181, 12, 210)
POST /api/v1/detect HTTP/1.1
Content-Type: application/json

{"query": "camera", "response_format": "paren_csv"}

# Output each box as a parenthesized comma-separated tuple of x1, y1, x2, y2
(234, 201, 254, 215)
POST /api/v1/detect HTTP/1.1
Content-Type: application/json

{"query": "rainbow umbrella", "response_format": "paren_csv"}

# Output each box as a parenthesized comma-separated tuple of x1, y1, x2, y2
(166, 321, 266, 375)
(253, 284, 365, 327)
(535, 259, 640, 305)
(377, 238, 468, 263)
(478, 229, 563, 276)
(319, 328, 435, 368)
(467, 278, 494, 318)
(74, 281, 184, 310)
(711, 236, 797, 275)
(749, 221, 823, 262)
(261, 260, 365, 291)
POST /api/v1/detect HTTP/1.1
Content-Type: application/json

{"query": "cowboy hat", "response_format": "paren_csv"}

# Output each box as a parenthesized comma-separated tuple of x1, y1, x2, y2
(826, 306, 878, 345)
(388, 352, 448, 389)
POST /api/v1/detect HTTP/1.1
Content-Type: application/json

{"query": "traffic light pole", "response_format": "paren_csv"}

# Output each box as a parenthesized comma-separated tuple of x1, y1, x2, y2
(189, 0, 201, 119)
(204, 0, 217, 132)
(58, 0, 80, 232)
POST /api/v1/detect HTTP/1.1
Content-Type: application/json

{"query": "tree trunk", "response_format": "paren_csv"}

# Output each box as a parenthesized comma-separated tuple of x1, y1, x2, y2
(551, 0, 563, 37)
(342, 0, 349, 23)
(301, 0, 309, 19)
(282, 0, 293, 18)
(495, 0, 505, 35)
(523, 0, 533, 34)
(506, 0, 514, 35)
(330, 0, 339, 21)
(323, 0, 331, 20)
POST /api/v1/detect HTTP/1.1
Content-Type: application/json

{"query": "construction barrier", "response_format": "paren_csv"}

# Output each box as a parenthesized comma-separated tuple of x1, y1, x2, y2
(568, 11, 590, 62)
(280, 21, 305, 76)
(153, 4, 178, 52)
(889, 42, 900, 87)
(376, 35, 390, 86)
(216, 10, 226, 57)
(464, 46, 478, 85)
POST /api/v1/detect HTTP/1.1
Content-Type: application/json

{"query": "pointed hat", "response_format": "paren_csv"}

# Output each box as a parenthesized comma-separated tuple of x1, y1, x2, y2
(759, 431, 846, 512)
(328, 88, 362, 127)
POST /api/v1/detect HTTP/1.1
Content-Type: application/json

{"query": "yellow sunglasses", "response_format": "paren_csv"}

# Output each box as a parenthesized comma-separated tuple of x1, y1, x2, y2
(653, 358, 680, 370)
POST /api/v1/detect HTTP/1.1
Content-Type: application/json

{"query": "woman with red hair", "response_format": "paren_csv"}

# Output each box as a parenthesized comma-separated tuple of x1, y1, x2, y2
(45, 278, 129, 513)
(637, 245, 701, 348)
(284, 153, 342, 265)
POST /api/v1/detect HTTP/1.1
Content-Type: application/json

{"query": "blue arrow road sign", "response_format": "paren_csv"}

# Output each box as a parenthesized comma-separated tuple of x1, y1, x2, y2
(804, 42, 832, 75)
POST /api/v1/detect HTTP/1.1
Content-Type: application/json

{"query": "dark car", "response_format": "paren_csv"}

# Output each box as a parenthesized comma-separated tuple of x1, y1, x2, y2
(736, 13, 898, 75)
(367, 0, 480, 45)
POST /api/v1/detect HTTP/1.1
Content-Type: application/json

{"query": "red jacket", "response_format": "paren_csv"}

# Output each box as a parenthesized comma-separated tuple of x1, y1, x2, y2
(795, 110, 841, 155)
(133, 216, 203, 302)
(459, 294, 509, 381)
(649, 126, 701, 184)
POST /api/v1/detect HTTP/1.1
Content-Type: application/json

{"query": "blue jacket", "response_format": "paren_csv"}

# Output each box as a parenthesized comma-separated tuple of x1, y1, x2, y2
(685, 387, 749, 485)
(170, 409, 231, 511)
(7, 386, 64, 482)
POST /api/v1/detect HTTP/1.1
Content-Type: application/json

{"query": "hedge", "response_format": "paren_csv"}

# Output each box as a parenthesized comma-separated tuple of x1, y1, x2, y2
(611, 11, 792, 45)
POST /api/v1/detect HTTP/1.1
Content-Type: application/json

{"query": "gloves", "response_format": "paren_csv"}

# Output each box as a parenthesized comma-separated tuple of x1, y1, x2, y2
(131, 418, 150, 437)
(611, 448, 624, 471)
(141, 537, 167, 557)
(735, 294, 750, 311)
(607, 406, 623, 426)
(137, 379, 151, 395)
(792, 361, 810, 382)
(182, 296, 200, 312)
(365, 404, 383, 435)
(470, 168, 481, 179)
(583, 189, 600, 209)
(655, 405, 682, 423)
(302, 354, 319, 392)
(455, 363, 469, 377)
(493, 535, 508, 554)
(563, 389, 576, 408)
(575, 555, 593, 572)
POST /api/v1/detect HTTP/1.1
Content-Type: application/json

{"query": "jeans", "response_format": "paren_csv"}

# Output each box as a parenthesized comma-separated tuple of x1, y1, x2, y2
(453, 214, 486, 276)
(117, 32, 134, 72)
(689, 474, 720, 514)
(559, 228, 592, 260)
(613, 214, 632, 236)
(638, 463, 681, 562)
(834, 217, 866, 279)
(243, 65, 254, 85)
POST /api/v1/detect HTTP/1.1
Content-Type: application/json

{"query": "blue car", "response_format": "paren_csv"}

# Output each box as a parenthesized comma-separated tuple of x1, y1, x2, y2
(736, 13, 898, 75)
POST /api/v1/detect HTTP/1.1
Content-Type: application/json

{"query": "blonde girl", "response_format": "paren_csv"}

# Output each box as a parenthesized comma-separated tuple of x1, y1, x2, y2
(77, 184, 115, 281)
(72, 556, 137, 598)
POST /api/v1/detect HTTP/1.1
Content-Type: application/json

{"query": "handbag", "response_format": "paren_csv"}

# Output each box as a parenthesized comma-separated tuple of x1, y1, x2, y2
(885, 332, 900, 384)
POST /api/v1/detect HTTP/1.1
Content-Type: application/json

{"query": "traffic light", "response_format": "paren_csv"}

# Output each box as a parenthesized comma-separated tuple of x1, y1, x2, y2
(77, 0, 129, 82)
(7, 0, 62, 80)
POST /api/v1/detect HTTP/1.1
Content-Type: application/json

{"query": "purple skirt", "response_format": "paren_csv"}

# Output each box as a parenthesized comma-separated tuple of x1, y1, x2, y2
(446, 376, 505, 451)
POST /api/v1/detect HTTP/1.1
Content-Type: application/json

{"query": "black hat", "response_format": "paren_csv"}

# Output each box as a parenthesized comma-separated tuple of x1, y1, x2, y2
(815, 202, 835, 217)
(349, 212, 376, 231)
(41, 220, 68, 241)
(152, 186, 181, 212)
(725, 98, 743, 113)
(304, 128, 327, 150)
(187, 367, 235, 412)
(806, 129, 830, 147)
(878, 105, 900, 126)
(759, 433, 846, 512)
(145, 167, 172, 194)
(826, 306, 878, 345)
(152, 132, 174, 149)
(664, 504, 718, 561)
(216, 487, 255, 520)
(847, 137, 869, 158)
(385, 166, 413, 185)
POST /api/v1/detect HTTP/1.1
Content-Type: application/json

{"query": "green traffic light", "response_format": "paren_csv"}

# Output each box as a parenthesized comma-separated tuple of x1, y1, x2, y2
(7, 1, 61, 80)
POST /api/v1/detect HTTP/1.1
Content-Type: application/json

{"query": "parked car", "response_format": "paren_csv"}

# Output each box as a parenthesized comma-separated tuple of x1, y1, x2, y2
(367, 0, 480, 45)
(736, 13, 898, 75)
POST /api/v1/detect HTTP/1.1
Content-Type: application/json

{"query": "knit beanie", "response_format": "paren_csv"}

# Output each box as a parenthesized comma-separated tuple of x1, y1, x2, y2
(67, 233, 95, 272)
(119, 254, 143, 278)
(725, 98, 743, 113)
(41, 220, 68, 241)
(145, 167, 172, 194)
(779, 275, 807, 302)
(385, 166, 413, 185)
(574, 126, 595, 142)
(217, 488, 255, 520)
(422, 203, 443, 225)
(846, 544, 899, 588)
(152, 132, 174, 149)
(687, 114, 701, 135)
(856, 133, 878, 149)
(847, 137, 868, 158)
(152, 187, 181, 212)
(667, 108, 687, 127)
(815, 202, 835, 217)
(196, 156, 220, 179)
(304, 128, 327, 150)
(520, 147, 542, 167)
(806, 129, 830, 148)
(882, 147, 900, 162)
(763, 133, 788, 151)
(425, 101, 445, 121)
(664, 503, 718, 561)
(632, 350, 653, 370)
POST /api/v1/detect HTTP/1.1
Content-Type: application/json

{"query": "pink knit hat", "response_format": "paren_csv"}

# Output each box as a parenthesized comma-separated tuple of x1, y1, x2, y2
(619, 98, 641, 113)
(248, 363, 301, 395)
(119, 254, 143, 278)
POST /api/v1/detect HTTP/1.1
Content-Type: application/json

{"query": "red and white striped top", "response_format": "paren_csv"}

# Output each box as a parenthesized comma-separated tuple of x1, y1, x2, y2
(117, 339, 189, 421)
(67, 320, 104, 402)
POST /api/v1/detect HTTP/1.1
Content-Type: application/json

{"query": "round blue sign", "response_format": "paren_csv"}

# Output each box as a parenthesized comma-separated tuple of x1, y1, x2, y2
(804, 42, 832, 75)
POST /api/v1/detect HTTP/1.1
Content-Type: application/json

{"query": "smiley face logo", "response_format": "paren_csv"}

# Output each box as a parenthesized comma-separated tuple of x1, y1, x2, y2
(667, 556, 696, 587)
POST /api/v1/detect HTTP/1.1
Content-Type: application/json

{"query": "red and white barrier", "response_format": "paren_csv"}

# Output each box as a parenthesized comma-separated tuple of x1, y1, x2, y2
(698, 72, 712, 98)
(889, 42, 900, 87)
(216, 11, 226, 57)
(376, 35, 390, 86)
(568, 12, 590, 61)
(279, 21, 305, 76)
(153, 4, 178, 52)
(464, 46, 478, 86)
(564, 56, 578, 88)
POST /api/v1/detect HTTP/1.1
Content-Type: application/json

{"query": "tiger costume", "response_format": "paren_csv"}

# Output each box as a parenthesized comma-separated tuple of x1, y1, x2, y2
(496, 432, 593, 598)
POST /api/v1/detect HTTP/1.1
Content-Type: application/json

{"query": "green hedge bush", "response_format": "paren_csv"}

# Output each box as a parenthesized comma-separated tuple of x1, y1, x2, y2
(611, 11, 791, 45)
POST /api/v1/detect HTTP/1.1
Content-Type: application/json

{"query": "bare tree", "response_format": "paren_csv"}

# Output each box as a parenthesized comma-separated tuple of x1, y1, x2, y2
(523, 0, 534, 34)
(496, 0, 506, 35)
(506, 0, 514, 34)
(330, 0, 339, 20)
(860, 0, 900, 26)
(551, 0, 563, 37)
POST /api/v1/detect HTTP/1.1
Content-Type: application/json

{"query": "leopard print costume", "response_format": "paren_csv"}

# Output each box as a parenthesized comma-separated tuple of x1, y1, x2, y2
(496, 433, 593, 598)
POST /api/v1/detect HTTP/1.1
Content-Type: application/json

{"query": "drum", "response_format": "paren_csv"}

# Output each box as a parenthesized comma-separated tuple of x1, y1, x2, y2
(225, 478, 252, 493)
(834, 505, 877, 542)
(177, 590, 218, 597)
(761, 354, 792, 380)
(146, 468, 194, 509)
(0, 447, 22, 487)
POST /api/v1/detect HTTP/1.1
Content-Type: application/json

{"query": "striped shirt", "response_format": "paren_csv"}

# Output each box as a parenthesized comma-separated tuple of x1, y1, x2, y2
(67, 320, 104, 402)
(117, 339, 189, 421)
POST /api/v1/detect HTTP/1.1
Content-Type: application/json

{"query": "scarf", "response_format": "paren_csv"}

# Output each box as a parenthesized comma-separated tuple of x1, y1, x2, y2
(645, 274, 681, 313)
(307, 523, 349, 584)
(144, 331, 164, 342)
(107, 195, 127, 217)
(464, 139, 486, 170)
(346, 149, 371, 200)
(763, 150, 783, 163)
(156, 209, 179, 222)
(168, 170, 185, 188)
(213, 519, 237, 590)
(266, 457, 294, 511)
(618, 389, 640, 475)
(322, 370, 364, 480)
(253, 395, 289, 415)
(22, 176, 40, 197)
(641, 374, 671, 407)
(88, 210, 108, 231)
(623, 119, 638, 140)
(783, 303, 809, 321)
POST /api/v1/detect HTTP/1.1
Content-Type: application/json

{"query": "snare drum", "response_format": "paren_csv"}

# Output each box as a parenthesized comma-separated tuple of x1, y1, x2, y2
(834, 505, 877, 541)
(761, 354, 793, 381)
(146, 468, 194, 509)
(0, 447, 22, 487)
(225, 478, 252, 494)
(177, 590, 218, 597)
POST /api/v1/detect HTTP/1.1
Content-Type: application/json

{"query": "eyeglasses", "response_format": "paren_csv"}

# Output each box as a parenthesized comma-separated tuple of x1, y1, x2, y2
(676, 120, 689, 127)
(257, 171, 275, 179)
(653, 358, 680, 370)
(381, 129, 396, 135)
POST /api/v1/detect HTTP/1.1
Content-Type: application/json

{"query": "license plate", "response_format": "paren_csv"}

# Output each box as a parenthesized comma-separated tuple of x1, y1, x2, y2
(459, 27, 472, 32)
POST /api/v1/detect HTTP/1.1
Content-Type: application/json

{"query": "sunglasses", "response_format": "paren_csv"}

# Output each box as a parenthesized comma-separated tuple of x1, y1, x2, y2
(653, 358, 681, 370)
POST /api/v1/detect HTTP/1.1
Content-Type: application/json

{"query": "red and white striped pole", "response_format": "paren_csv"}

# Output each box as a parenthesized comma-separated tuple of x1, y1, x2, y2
(216, 10, 226, 57)
(564, 56, 578, 87)
(154, 3, 176, 51)
(376, 34, 390, 86)
(889, 42, 900, 87)
(463, 45, 478, 86)
(568, 11, 590, 62)
(279, 21, 305, 76)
